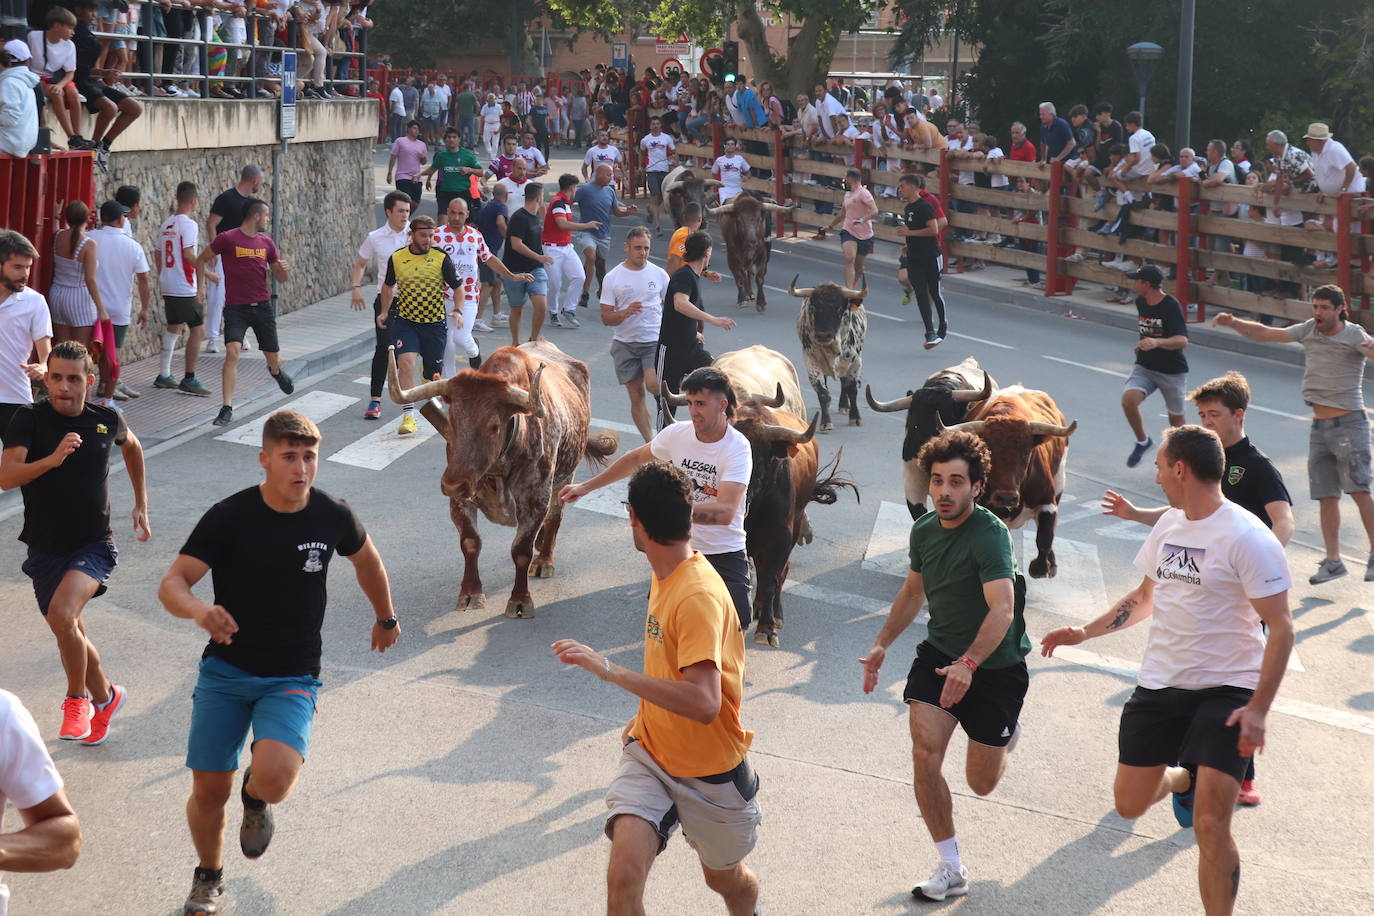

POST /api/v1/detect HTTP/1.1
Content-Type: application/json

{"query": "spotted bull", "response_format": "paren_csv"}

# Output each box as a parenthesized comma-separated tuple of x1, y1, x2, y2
(661, 166, 722, 229)
(865, 356, 997, 520)
(386, 341, 617, 617)
(709, 194, 794, 311)
(789, 275, 868, 430)
(938, 385, 1077, 579)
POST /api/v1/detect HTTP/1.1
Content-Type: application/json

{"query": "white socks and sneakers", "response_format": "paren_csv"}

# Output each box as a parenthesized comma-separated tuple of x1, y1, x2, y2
(915, 836, 969, 902)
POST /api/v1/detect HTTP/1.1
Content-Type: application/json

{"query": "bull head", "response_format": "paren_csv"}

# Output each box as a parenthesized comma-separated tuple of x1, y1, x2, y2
(708, 196, 792, 217)
(661, 166, 690, 195)
(934, 415, 1079, 438)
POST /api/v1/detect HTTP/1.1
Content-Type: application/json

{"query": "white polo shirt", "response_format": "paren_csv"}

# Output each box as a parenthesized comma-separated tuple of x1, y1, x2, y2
(357, 222, 410, 284)
(88, 225, 149, 326)
(0, 287, 53, 405)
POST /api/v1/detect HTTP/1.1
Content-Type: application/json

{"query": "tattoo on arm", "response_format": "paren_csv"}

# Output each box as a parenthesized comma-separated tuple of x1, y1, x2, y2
(1106, 598, 1137, 630)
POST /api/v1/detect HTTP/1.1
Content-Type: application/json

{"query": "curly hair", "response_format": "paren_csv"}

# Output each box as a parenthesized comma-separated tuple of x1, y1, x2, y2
(917, 430, 993, 488)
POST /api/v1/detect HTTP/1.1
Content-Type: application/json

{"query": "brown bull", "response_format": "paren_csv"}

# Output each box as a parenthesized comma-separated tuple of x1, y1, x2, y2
(939, 385, 1077, 579)
(708, 194, 794, 312)
(387, 341, 617, 618)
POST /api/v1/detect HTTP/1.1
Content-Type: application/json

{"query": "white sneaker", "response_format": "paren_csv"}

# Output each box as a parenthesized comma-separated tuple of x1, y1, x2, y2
(491, 313, 509, 325)
(561, 312, 580, 328)
(1063, 251, 1086, 263)
(204, 338, 219, 353)
(1102, 257, 1134, 271)
(473, 319, 493, 333)
(913, 861, 969, 902)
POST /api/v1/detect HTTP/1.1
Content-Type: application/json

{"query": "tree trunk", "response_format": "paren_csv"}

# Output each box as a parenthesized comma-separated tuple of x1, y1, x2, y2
(735, 1, 833, 99)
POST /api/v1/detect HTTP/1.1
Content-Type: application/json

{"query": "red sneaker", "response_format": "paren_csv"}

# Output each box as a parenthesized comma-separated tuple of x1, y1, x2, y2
(82, 684, 126, 746)
(1237, 779, 1261, 807)
(59, 696, 94, 741)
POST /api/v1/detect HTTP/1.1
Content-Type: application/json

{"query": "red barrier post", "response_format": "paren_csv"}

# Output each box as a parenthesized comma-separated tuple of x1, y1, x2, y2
(1175, 177, 1197, 320)
(773, 127, 788, 237)
(938, 149, 951, 268)
(625, 124, 638, 199)
(711, 121, 723, 160)
(1336, 192, 1354, 304)
(1045, 160, 1064, 296)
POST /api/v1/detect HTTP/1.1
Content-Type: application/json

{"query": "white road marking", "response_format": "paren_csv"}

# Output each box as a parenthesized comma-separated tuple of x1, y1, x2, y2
(783, 579, 928, 624)
(947, 331, 1014, 350)
(215, 391, 358, 446)
(862, 500, 915, 578)
(1042, 355, 1129, 378)
(591, 417, 642, 436)
(866, 310, 905, 322)
(353, 376, 370, 385)
(327, 420, 438, 470)
(1049, 647, 1368, 736)
(1245, 404, 1309, 422)
(572, 478, 629, 518)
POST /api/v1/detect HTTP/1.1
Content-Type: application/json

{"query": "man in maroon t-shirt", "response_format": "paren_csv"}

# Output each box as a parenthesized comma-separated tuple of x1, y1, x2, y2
(196, 198, 292, 427)
(487, 135, 522, 185)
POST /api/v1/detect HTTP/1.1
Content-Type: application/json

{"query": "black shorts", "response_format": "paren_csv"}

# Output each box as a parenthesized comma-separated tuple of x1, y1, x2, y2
(647, 171, 666, 198)
(22, 540, 117, 616)
(904, 641, 1029, 747)
(390, 316, 446, 382)
(1118, 685, 1254, 783)
(659, 340, 713, 395)
(223, 301, 280, 352)
(164, 295, 203, 328)
(704, 549, 751, 631)
(76, 81, 129, 115)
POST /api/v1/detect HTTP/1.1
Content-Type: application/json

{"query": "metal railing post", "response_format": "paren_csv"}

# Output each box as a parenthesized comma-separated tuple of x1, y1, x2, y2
(199, 10, 211, 99)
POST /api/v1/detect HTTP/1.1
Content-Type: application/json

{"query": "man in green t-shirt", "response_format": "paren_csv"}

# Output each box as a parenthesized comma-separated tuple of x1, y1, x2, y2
(422, 128, 483, 218)
(455, 86, 479, 147)
(860, 430, 1030, 905)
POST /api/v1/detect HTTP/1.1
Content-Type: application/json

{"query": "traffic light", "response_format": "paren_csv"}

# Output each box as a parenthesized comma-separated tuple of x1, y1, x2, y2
(723, 40, 739, 83)
(706, 53, 725, 85)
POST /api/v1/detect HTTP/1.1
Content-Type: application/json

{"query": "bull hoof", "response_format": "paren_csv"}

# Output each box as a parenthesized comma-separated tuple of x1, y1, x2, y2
(503, 600, 537, 619)
(755, 303, 766, 313)
(529, 559, 556, 578)
(820, 421, 833, 432)
(753, 628, 774, 646)
(456, 593, 486, 612)
(849, 415, 862, 426)
(1028, 557, 1057, 579)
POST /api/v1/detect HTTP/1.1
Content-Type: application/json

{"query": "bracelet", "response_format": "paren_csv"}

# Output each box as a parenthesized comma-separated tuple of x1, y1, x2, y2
(602, 657, 612, 681)
(955, 656, 978, 673)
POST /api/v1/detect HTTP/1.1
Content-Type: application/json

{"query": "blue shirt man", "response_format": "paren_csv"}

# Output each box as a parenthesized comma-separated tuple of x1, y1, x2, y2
(1039, 104, 1074, 162)
(475, 194, 509, 255)
(735, 85, 767, 129)
(574, 179, 621, 241)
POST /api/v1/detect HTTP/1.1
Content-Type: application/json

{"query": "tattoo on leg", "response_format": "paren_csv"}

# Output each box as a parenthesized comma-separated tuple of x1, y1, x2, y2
(1231, 864, 1240, 899)
(1106, 598, 1137, 630)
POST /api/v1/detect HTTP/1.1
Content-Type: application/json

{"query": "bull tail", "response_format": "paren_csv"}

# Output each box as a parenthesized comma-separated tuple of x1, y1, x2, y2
(583, 430, 619, 469)
(811, 448, 861, 506)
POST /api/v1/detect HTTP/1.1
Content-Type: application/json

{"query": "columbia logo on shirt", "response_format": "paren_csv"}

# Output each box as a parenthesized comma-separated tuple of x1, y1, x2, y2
(1157, 544, 1205, 585)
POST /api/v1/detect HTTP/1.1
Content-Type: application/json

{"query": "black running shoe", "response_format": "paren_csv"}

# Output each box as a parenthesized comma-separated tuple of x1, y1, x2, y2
(212, 405, 233, 427)
(272, 368, 294, 394)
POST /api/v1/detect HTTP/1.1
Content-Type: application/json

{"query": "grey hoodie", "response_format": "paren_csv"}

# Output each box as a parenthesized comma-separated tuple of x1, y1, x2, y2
(0, 64, 39, 157)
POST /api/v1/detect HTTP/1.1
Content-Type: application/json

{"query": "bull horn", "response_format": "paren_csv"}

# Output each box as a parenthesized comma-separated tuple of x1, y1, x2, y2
(703, 178, 723, 189)
(661, 166, 688, 195)
(865, 384, 911, 413)
(504, 364, 547, 418)
(934, 415, 986, 436)
(386, 346, 448, 405)
(838, 277, 867, 300)
(662, 384, 689, 407)
(759, 412, 819, 444)
(787, 274, 815, 298)
(951, 373, 993, 404)
(761, 201, 795, 214)
(1027, 419, 1079, 437)
(749, 383, 785, 408)
(707, 198, 737, 216)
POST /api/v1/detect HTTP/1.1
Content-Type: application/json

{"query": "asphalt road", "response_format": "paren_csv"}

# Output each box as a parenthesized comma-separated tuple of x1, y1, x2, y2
(3, 159, 1373, 915)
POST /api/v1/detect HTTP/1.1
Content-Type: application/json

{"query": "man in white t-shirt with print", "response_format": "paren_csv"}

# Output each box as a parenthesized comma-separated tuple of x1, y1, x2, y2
(1043, 425, 1292, 916)
(515, 130, 549, 178)
(712, 138, 750, 205)
(433, 197, 530, 376)
(154, 181, 212, 397)
(559, 365, 754, 630)
(0, 688, 81, 916)
(598, 227, 668, 443)
(582, 130, 624, 185)
(1110, 111, 1156, 202)
(638, 116, 676, 237)
(88, 201, 150, 408)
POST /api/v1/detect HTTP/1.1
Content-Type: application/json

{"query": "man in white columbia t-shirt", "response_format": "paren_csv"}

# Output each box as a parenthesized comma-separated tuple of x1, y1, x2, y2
(0, 688, 81, 916)
(598, 227, 668, 443)
(712, 138, 750, 204)
(1042, 425, 1292, 916)
(559, 366, 754, 630)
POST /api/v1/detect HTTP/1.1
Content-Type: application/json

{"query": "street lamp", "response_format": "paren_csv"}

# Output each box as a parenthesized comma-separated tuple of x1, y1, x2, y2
(1126, 41, 1164, 125)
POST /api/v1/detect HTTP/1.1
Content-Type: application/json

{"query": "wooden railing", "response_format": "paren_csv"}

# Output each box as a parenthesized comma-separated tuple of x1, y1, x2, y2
(618, 122, 1374, 328)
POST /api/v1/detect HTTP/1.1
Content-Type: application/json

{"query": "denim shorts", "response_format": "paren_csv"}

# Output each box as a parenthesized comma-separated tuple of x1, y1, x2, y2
(186, 656, 321, 772)
(22, 540, 118, 616)
(503, 266, 548, 307)
(1308, 411, 1372, 499)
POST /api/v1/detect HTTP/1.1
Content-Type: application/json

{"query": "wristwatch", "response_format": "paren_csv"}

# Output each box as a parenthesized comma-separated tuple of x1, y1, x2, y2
(377, 616, 399, 630)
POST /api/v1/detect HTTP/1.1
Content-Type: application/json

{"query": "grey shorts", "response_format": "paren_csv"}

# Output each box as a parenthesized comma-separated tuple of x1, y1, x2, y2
(1125, 364, 1187, 416)
(576, 230, 610, 260)
(610, 339, 658, 384)
(605, 739, 760, 871)
(647, 170, 666, 198)
(1308, 412, 1372, 499)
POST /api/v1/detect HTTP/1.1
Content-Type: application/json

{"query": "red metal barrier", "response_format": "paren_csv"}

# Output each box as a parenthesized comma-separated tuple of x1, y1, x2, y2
(0, 152, 96, 296)
(773, 128, 789, 237)
(1336, 191, 1354, 305)
(1174, 177, 1197, 320)
(1044, 161, 1064, 295)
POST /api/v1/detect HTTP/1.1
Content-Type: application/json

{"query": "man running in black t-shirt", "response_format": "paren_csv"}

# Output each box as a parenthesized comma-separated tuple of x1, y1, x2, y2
(1121, 264, 1189, 467)
(655, 230, 731, 424)
(158, 410, 400, 916)
(897, 174, 947, 349)
(0, 341, 150, 744)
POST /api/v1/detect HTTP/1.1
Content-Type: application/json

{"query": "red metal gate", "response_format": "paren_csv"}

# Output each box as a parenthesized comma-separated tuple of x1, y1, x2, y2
(0, 152, 96, 295)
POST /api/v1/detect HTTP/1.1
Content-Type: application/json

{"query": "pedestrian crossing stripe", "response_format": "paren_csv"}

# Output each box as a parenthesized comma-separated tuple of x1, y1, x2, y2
(214, 391, 359, 446)
(327, 420, 438, 470)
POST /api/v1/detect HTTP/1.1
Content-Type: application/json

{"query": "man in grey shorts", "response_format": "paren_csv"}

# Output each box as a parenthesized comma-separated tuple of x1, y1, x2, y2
(574, 163, 638, 309)
(600, 227, 669, 442)
(1214, 284, 1374, 583)
(553, 461, 761, 916)
(1121, 264, 1189, 468)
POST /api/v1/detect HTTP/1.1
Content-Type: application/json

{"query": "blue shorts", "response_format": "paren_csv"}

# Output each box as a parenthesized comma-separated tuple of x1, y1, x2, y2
(22, 540, 117, 616)
(503, 266, 549, 307)
(839, 230, 875, 255)
(391, 316, 447, 382)
(186, 656, 321, 772)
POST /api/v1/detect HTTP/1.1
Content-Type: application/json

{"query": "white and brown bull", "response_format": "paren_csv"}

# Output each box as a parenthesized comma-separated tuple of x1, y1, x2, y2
(865, 356, 997, 520)
(789, 275, 869, 431)
(713, 345, 808, 421)
(708, 194, 795, 312)
(386, 341, 618, 618)
(937, 385, 1077, 579)
(661, 166, 722, 229)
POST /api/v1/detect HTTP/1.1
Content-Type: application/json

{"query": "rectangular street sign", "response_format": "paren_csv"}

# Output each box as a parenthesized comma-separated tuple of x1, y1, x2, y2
(655, 42, 690, 54)
(279, 51, 298, 140)
(611, 41, 628, 69)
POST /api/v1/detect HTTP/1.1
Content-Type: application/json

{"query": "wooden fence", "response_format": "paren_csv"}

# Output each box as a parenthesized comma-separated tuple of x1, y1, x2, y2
(619, 122, 1374, 329)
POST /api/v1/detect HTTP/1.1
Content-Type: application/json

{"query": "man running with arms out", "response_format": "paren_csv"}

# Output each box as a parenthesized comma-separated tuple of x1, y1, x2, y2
(859, 430, 1028, 903)
(600, 227, 668, 442)
(897, 174, 947, 350)
(1121, 263, 1189, 468)
(639, 115, 676, 237)
(155, 182, 213, 397)
(1043, 425, 1293, 916)
(574, 163, 637, 310)
(379, 214, 459, 436)
(158, 410, 400, 916)
(350, 190, 411, 421)
(561, 367, 753, 631)
(553, 461, 761, 916)
(544, 174, 598, 330)
(1212, 284, 1374, 583)
(421, 127, 482, 218)
(1102, 371, 1292, 809)
(0, 341, 150, 743)
(198, 199, 293, 428)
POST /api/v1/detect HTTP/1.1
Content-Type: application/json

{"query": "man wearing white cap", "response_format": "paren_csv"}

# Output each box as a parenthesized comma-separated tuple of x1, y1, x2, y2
(0, 40, 40, 157)
(1304, 123, 1366, 268)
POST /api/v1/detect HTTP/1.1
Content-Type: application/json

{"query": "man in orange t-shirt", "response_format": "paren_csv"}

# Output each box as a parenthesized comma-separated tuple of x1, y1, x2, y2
(553, 461, 760, 915)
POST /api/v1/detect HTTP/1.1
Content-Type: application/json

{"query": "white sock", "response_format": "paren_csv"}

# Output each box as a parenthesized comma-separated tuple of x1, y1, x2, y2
(1136, 437, 1150, 446)
(935, 836, 961, 870)
(402, 404, 414, 414)
(160, 332, 178, 376)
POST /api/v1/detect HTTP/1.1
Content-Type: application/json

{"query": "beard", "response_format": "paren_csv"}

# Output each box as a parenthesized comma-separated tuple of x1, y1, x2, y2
(2, 277, 25, 293)
(933, 491, 976, 520)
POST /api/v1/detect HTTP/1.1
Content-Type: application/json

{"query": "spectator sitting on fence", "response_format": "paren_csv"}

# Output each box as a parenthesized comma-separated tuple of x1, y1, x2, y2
(0, 40, 40, 157)
(28, 6, 85, 149)
(70, 0, 143, 172)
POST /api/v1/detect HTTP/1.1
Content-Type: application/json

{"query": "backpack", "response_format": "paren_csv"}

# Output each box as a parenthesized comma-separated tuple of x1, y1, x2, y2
(779, 96, 797, 125)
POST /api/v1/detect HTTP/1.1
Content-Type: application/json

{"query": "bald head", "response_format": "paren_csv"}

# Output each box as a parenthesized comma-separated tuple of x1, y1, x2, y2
(446, 197, 469, 227)
(595, 163, 614, 186)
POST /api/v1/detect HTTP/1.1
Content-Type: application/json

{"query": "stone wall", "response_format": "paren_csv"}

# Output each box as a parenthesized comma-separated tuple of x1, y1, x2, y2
(88, 99, 376, 362)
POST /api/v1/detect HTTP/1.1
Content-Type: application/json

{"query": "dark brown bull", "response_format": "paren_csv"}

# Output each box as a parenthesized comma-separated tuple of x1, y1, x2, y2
(661, 166, 722, 228)
(708, 194, 794, 312)
(938, 385, 1077, 579)
(865, 356, 996, 520)
(387, 341, 617, 618)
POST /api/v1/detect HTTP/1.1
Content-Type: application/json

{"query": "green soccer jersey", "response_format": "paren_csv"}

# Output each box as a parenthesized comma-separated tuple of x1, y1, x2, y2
(433, 147, 479, 193)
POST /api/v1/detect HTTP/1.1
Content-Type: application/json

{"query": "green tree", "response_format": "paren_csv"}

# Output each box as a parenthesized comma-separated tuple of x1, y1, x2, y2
(371, 0, 542, 70)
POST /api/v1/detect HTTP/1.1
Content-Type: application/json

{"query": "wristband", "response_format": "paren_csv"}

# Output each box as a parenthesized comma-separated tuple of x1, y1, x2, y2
(955, 656, 978, 673)
(602, 657, 612, 681)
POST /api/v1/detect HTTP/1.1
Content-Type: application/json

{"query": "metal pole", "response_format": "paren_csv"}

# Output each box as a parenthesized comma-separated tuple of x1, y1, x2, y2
(949, 1, 961, 112)
(1139, 93, 1146, 125)
(1175, 0, 1195, 151)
